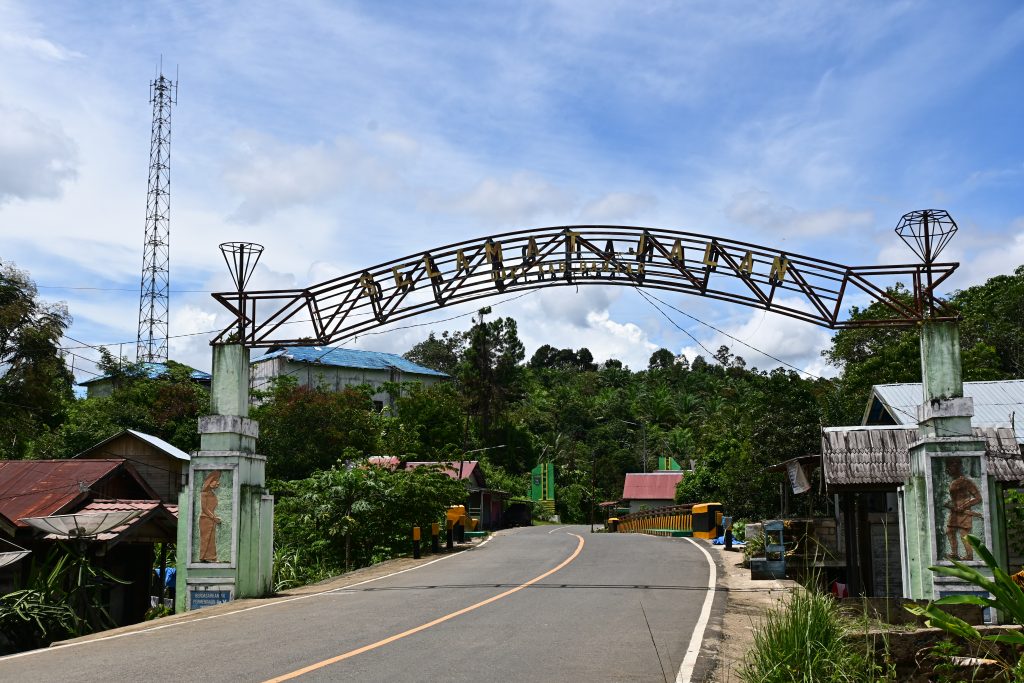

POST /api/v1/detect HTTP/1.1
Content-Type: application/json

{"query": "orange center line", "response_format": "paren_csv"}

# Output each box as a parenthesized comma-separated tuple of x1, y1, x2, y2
(263, 533, 586, 682)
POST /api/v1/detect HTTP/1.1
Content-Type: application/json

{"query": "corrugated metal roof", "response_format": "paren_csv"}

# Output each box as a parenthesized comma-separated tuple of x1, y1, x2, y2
(822, 425, 1024, 486)
(867, 380, 1024, 440)
(622, 472, 684, 501)
(253, 346, 448, 377)
(79, 362, 211, 386)
(72, 430, 191, 462)
(0, 460, 124, 527)
(44, 499, 178, 542)
(404, 461, 483, 486)
(125, 430, 191, 461)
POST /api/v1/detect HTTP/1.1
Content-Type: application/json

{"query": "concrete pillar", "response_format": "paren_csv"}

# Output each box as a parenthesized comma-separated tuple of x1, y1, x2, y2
(175, 344, 274, 612)
(902, 321, 992, 606)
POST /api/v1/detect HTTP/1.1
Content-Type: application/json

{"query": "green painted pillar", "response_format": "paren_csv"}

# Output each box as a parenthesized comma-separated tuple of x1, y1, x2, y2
(903, 321, 993, 607)
(175, 344, 274, 612)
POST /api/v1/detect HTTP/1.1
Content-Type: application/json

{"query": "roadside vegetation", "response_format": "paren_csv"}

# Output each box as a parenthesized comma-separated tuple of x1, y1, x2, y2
(739, 587, 894, 682)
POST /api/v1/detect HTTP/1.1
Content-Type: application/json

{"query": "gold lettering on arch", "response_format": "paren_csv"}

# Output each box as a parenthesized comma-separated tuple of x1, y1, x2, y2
(738, 251, 754, 274)
(702, 242, 718, 270)
(423, 254, 441, 278)
(391, 266, 412, 290)
(359, 272, 380, 300)
(485, 240, 503, 266)
(670, 239, 684, 262)
(770, 255, 789, 283)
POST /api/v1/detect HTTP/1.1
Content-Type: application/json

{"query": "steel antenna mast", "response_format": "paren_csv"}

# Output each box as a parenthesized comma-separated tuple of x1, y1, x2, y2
(136, 64, 178, 362)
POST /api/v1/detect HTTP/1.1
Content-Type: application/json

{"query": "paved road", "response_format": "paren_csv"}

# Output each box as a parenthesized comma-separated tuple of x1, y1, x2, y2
(0, 526, 716, 682)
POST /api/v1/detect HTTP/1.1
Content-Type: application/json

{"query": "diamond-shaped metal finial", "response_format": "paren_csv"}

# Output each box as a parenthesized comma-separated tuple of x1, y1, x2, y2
(219, 242, 264, 293)
(894, 209, 957, 264)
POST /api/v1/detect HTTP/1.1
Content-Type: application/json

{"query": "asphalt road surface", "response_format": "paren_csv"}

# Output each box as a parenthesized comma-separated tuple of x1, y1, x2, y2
(0, 526, 717, 682)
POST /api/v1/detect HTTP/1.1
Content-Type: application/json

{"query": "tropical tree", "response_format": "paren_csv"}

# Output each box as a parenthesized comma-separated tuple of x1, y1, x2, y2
(41, 352, 209, 457)
(458, 308, 526, 446)
(0, 260, 74, 459)
(403, 330, 467, 376)
(253, 377, 378, 480)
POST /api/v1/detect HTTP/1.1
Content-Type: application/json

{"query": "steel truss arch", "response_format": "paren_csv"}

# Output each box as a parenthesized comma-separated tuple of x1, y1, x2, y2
(212, 225, 958, 348)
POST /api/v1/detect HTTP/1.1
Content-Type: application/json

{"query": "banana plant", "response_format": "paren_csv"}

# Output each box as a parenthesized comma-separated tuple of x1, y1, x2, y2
(905, 534, 1024, 650)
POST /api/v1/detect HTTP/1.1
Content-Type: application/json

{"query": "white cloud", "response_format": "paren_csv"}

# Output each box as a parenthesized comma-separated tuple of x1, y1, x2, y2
(0, 31, 80, 61)
(579, 191, 657, 224)
(224, 133, 401, 223)
(0, 102, 78, 203)
(725, 189, 874, 238)
(677, 298, 835, 377)
(444, 172, 576, 227)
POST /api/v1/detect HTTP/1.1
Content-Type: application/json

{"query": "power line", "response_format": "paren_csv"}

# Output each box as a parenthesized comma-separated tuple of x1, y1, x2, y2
(634, 289, 1020, 444)
(39, 285, 210, 293)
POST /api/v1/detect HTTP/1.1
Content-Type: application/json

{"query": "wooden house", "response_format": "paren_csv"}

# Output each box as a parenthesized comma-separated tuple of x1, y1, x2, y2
(73, 430, 189, 504)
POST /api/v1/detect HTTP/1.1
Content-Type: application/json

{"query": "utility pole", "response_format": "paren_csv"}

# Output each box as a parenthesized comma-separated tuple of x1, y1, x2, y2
(641, 419, 648, 473)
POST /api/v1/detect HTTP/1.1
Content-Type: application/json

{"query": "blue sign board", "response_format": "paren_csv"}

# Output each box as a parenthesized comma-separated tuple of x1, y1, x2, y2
(190, 589, 232, 610)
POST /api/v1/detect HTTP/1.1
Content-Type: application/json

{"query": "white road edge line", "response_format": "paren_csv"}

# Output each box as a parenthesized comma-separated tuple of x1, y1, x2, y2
(676, 537, 716, 683)
(546, 526, 569, 534)
(0, 532, 500, 662)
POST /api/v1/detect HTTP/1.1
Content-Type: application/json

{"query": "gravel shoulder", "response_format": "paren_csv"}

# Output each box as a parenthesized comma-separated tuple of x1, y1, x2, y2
(702, 544, 796, 682)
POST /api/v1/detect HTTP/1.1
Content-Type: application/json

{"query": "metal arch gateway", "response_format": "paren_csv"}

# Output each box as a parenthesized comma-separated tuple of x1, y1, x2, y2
(212, 220, 959, 348)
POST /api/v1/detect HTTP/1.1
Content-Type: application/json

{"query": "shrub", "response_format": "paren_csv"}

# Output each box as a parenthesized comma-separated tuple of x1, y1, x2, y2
(905, 534, 1024, 678)
(740, 588, 891, 682)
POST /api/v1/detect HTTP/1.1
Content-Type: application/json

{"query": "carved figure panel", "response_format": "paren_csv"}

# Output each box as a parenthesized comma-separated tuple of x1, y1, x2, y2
(932, 457, 983, 562)
(192, 468, 234, 564)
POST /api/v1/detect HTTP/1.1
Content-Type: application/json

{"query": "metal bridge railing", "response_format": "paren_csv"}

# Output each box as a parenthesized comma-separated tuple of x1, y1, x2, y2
(615, 504, 694, 537)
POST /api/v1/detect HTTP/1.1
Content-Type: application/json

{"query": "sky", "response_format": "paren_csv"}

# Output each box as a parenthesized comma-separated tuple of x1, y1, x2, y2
(2, 0, 1023, 382)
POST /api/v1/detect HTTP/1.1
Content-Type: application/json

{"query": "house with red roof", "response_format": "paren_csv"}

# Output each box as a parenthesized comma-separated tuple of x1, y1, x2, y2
(0, 453, 179, 627)
(621, 471, 685, 514)
(404, 460, 508, 530)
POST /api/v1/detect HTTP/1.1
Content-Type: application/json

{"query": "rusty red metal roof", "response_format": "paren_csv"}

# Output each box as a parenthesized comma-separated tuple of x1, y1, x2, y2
(622, 472, 685, 501)
(0, 459, 125, 528)
(405, 460, 482, 486)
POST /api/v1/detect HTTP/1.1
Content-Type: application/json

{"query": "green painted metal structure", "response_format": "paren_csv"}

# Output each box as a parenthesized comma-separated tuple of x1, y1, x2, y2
(656, 456, 683, 471)
(529, 462, 556, 517)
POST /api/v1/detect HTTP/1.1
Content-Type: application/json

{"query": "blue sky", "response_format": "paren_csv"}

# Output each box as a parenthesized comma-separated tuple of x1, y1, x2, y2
(2, 0, 1022, 379)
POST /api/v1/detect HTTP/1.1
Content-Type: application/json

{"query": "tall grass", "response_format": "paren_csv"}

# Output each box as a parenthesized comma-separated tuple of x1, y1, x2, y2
(739, 589, 891, 682)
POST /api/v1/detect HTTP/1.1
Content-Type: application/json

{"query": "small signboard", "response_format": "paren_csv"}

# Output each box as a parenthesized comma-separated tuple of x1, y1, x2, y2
(189, 589, 232, 610)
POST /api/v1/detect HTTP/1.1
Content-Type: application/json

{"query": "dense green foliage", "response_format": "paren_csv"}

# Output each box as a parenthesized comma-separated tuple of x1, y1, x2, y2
(0, 545, 128, 654)
(0, 261, 74, 459)
(37, 351, 210, 457)
(905, 534, 1024, 679)
(271, 456, 468, 583)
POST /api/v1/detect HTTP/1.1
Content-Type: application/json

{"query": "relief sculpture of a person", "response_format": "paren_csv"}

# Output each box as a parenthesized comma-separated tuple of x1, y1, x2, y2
(943, 458, 982, 561)
(199, 471, 223, 562)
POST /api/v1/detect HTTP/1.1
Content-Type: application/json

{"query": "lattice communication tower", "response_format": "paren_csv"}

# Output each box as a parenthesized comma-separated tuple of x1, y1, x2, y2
(136, 70, 178, 362)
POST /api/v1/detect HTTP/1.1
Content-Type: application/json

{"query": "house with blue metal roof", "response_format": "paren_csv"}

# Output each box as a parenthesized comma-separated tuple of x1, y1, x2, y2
(250, 346, 448, 410)
(78, 362, 212, 399)
(863, 379, 1024, 441)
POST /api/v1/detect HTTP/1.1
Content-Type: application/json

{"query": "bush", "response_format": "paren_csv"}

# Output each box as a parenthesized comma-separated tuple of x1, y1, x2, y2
(905, 534, 1024, 678)
(740, 588, 891, 682)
